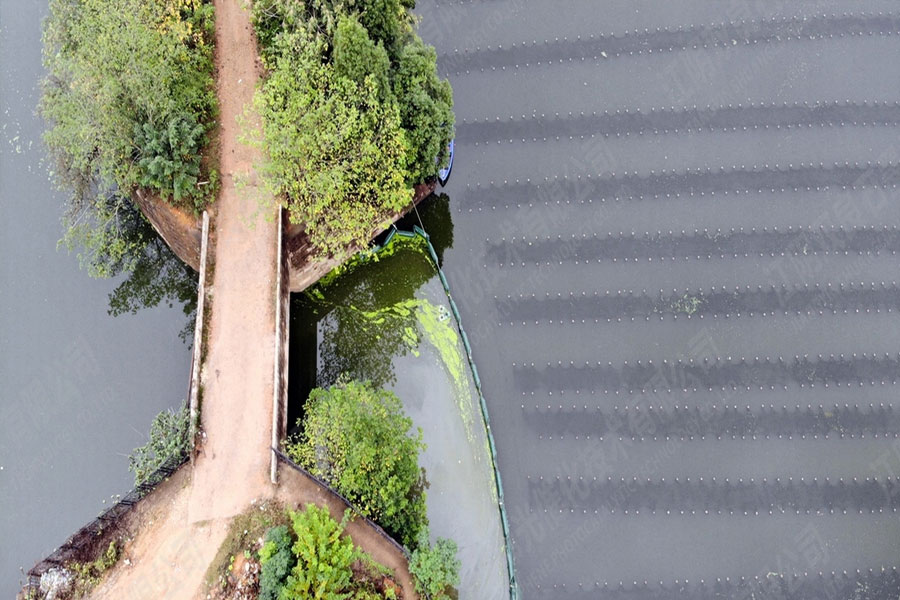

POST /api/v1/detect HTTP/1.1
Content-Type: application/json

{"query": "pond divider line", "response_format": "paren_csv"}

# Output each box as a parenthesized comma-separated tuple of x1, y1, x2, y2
(373, 223, 520, 599)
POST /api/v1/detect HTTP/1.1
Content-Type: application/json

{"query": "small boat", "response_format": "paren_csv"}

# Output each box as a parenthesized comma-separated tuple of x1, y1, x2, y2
(437, 139, 454, 186)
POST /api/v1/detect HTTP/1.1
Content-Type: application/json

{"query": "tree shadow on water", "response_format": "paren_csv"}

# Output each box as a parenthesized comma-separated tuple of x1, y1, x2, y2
(106, 218, 198, 342)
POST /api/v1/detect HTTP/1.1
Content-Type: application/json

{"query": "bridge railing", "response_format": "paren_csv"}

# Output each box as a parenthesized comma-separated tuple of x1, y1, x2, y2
(188, 210, 210, 450)
(271, 209, 291, 483)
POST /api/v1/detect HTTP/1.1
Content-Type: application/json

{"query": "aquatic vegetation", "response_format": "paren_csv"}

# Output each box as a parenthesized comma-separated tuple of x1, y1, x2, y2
(670, 293, 705, 315)
(415, 299, 477, 442)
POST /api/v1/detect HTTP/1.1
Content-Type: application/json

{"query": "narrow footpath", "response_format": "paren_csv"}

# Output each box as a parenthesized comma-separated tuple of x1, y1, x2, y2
(186, 0, 277, 524)
(86, 1, 416, 598)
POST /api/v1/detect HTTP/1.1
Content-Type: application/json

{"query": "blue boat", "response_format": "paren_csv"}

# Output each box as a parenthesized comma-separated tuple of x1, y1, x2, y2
(437, 139, 454, 186)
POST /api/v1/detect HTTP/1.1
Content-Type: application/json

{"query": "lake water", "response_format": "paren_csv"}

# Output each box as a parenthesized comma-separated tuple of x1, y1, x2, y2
(0, 3, 194, 596)
(416, 0, 900, 597)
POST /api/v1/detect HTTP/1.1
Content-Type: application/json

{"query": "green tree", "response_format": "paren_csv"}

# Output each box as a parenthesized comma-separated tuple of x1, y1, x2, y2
(256, 24, 410, 259)
(41, 0, 216, 275)
(252, 0, 452, 259)
(392, 38, 454, 185)
(408, 529, 460, 599)
(333, 16, 391, 96)
(280, 505, 355, 600)
(285, 380, 428, 548)
(259, 525, 294, 600)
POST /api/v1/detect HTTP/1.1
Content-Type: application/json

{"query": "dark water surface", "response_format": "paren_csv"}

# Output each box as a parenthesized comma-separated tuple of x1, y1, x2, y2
(0, 3, 193, 596)
(417, 0, 900, 597)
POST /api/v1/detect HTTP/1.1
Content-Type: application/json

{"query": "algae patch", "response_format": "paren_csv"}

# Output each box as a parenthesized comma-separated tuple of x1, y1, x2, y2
(416, 298, 476, 444)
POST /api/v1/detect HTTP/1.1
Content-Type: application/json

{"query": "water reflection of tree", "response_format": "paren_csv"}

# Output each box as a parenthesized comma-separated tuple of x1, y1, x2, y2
(304, 193, 454, 389)
(106, 216, 198, 341)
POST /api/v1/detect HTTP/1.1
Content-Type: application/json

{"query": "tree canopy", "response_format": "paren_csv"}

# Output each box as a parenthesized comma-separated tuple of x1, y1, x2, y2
(252, 0, 453, 258)
(41, 0, 217, 276)
(285, 380, 428, 549)
(408, 528, 461, 599)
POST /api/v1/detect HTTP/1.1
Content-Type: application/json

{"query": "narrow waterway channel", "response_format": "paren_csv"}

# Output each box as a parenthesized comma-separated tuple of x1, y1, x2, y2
(0, 4, 194, 597)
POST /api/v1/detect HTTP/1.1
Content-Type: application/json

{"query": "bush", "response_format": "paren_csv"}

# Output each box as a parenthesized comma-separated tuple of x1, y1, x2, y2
(134, 113, 207, 208)
(258, 525, 293, 600)
(252, 0, 453, 258)
(41, 0, 217, 275)
(255, 21, 410, 258)
(280, 505, 355, 599)
(285, 380, 428, 549)
(408, 529, 460, 599)
(68, 540, 120, 594)
(128, 400, 190, 486)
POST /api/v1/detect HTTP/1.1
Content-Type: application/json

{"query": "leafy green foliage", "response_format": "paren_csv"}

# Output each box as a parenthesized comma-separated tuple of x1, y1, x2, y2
(255, 23, 410, 258)
(285, 381, 428, 548)
(252, 0, 452, 258)
(68, 541, 120, 594)
(41, 0, 217, 275)
(408, 529, 460, 599)
(259, 525, 294, 600)
(128, 400, 190, 486)
(135, 113, 207, 207)
(392, 39, 454, 185)
(280, 505, 355, 599)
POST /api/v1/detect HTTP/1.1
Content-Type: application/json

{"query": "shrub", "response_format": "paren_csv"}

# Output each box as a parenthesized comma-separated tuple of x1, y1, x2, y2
(408, 529, 460, 599)
(280, 505, 355, 599)
(134, 113, 207, 208)
(252, 0, 453, 258)
(68, 540, 120, 594)
(285, 380, 428, 549)
(392, 38, 454, 186)
(255, 21, 410, 258)
(258, 525, 294, 600)
(128, 400, 190, 486)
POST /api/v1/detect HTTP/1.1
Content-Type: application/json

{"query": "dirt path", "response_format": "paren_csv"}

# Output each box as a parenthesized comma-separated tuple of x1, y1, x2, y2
(186, 0, 277, 525)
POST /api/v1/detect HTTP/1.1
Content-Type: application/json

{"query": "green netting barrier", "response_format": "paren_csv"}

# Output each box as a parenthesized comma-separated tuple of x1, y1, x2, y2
(369, 223, 519, 599)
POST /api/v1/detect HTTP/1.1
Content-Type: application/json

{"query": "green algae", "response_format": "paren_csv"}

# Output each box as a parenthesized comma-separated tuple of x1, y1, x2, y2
(299, 225, 477, 443)
(415, 298, 476, 444)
